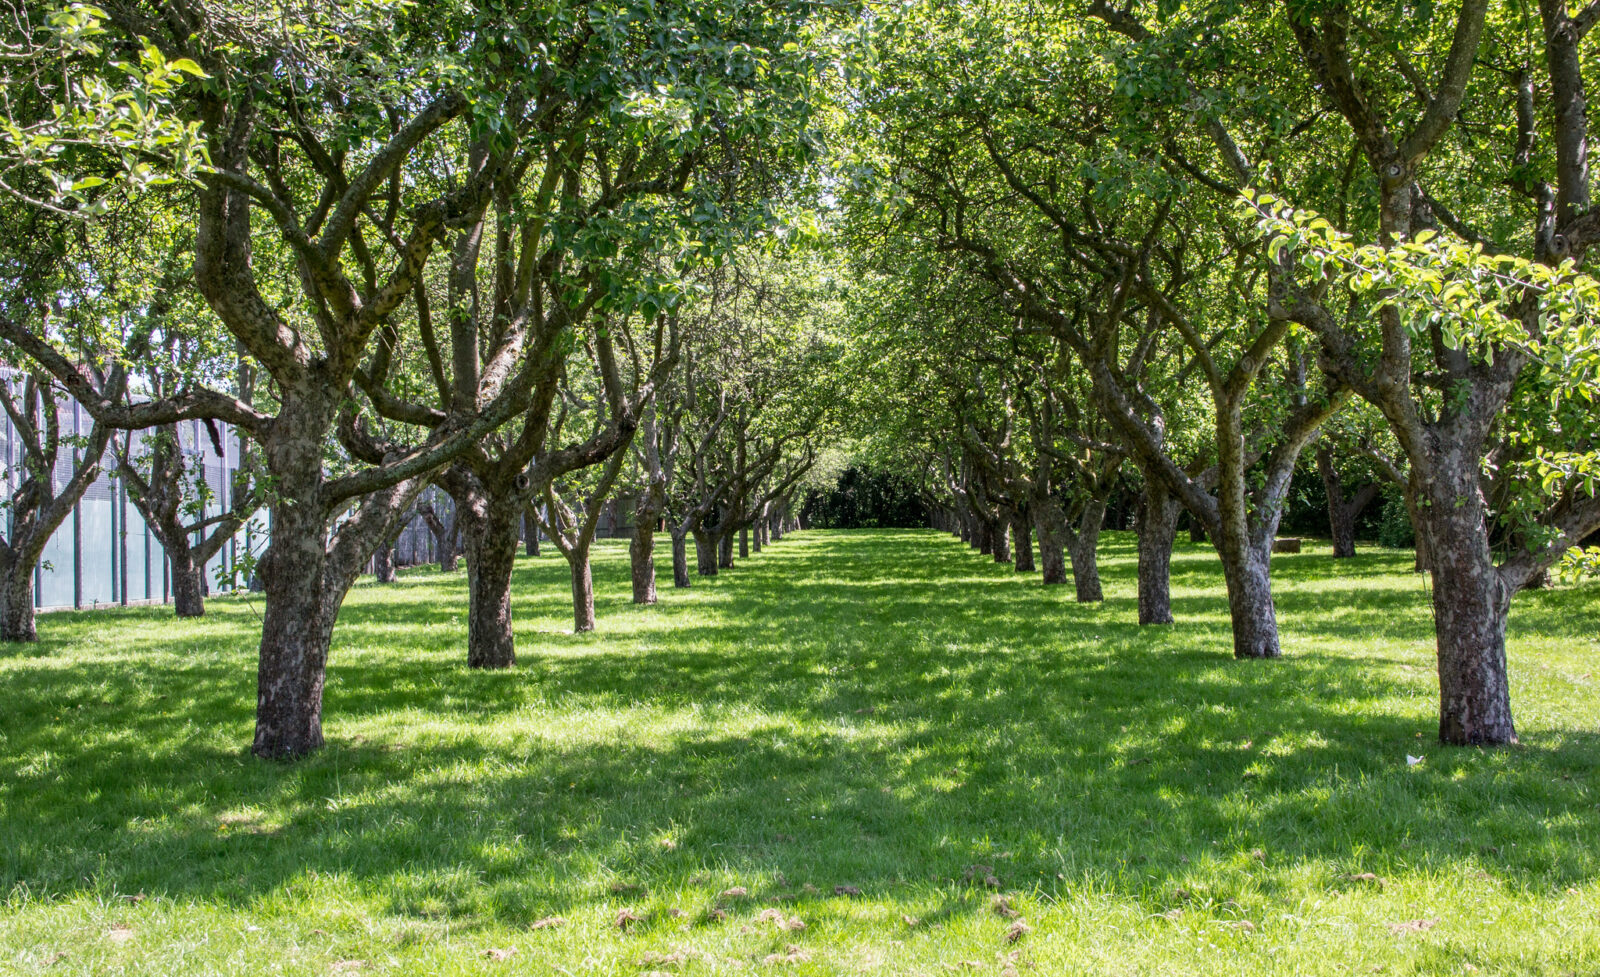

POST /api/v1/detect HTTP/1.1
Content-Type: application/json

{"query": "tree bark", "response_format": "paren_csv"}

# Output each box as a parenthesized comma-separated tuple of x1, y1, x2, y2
(1067, 500, 1105, 603)
(0, 560, 37, 643)
(524, 507, 541, 557)
(1317, 444, 1380, 558)
(719, 529, 735, 569)
(1419, 465, 1517, 744)
(461, 489, 520, 669)
(372, 542, 397, 584)
(991, 512, 1012, 563)
(1034, 503, 1069, 585)
(1011, 512, 1035, 572)
(694, 530, 719, 576)
(1217, 534, 1279, 658)
(631, 519, 657, 604)
(252, 482, 336, 759)
(672, 530, 691, 588)
(571, 546, 596, 633)
(740, 526, 750, 559)
(171, 550, 208, 615)
(1136, 483, 1179, 626)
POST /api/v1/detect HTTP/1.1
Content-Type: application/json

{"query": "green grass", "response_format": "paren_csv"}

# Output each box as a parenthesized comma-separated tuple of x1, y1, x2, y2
(1, 529, 1597, 976)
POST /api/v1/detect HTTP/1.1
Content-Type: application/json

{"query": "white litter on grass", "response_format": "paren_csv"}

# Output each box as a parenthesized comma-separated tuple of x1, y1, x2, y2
(1406, 755, 1424, 767)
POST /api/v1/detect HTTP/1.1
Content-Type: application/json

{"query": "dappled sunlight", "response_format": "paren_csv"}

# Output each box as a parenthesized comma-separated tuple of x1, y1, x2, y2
(2, 530, 1597, 973)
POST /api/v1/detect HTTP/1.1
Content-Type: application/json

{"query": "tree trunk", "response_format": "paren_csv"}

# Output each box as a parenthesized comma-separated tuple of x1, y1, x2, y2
(1420, 470, 1517, 745)
(740, 526, 750, 559)
(372, 543, 397, 584)
(171, 549, 208, 616)
(991, 513, 1011, 564)
(1136, 483, 1179, 626)
(571, 545, 596, 633)
(1317, 445, 1357, 558)
(672, 530, 691, 588)
(524, 507, 541, 557)
(976, 519, 993, 555)
(694, 530, 719, 576)
(252, 491, 335, 759)
(631, 519, 657, 605)
(1404, 474, 1432, 572)
(0, 560, 37, 643)
(1067, 501, 1105, 603)
(719, 529, 734, 569)
(1034, 503, 1068, 586)
(1011, 512, 1035, 572)
(462, 491, 519, 669)
(1217, 536, 1279, 658)
(1189, 519, 1206, 543)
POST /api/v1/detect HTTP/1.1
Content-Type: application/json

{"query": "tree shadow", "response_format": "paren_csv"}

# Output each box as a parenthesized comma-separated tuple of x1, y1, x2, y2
(1, 529, 1596, 933)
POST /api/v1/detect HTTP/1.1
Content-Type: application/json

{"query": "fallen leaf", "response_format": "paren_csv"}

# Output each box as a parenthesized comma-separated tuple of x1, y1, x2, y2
(530, 916, 566, 930)
(800, 883, 819, 895)
(1388, 918, 1439, 935)
(1160, 909, 1183, 920)
(120, 893, 146, 904)
(667, 908, 687, 919)
(705, 908, 727, 923)
(108, 926, 134, 944)
(833, 885, 861, 897)
(331, 962, 366, 974)
(781, 916, 805, 932)
(1005, 919, 1032, 943)
(719, 886, 749, 899)
(901, 914, 921, 927)
(1251, 849, 1265, 861)
(1342, 873, 1386, 889)
(611, 881, 644, 894)
(1225, 920, 1256, 932)
(637, 950, 687, 967)
(757, 908, 785, 923)
(991, 896, 1020, 919)
(43, 951, 67, 965)
(482, 947, 517, 960)
(615, 909, 644, 930)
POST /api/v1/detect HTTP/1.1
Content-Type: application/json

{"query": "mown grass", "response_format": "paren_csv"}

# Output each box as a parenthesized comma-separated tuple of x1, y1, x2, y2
(1, 529, 1596, 976)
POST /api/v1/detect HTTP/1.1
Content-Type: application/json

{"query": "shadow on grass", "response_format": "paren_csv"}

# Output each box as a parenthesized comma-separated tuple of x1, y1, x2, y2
(1, 529, 1597, 929)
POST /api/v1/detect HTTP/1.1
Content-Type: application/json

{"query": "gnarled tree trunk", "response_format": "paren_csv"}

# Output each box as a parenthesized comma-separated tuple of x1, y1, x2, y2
(694, 529, 719, 576)
(171, 549, 209, 615)
(1419, 465, 1516, 744)
(672, 530, 691, 588)
(0, 556, 37, 643)
(570, 544, 596, 633)
(1136, 483, 1179, 626)
(1216, 530, 1279, 659)
(1011, 511, 1035, 572)
(1034, 503, 1068, 586)
(460, 487, 520, 669)
(631, 516, 658, 604)
(1066, 500, 1105, 603)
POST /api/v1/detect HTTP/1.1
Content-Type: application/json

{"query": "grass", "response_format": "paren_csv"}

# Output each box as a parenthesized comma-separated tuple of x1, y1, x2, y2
(0, 529, 1597, 977)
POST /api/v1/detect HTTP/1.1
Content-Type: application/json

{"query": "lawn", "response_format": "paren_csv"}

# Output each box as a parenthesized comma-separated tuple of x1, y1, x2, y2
(1, 529, 1596, 976)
